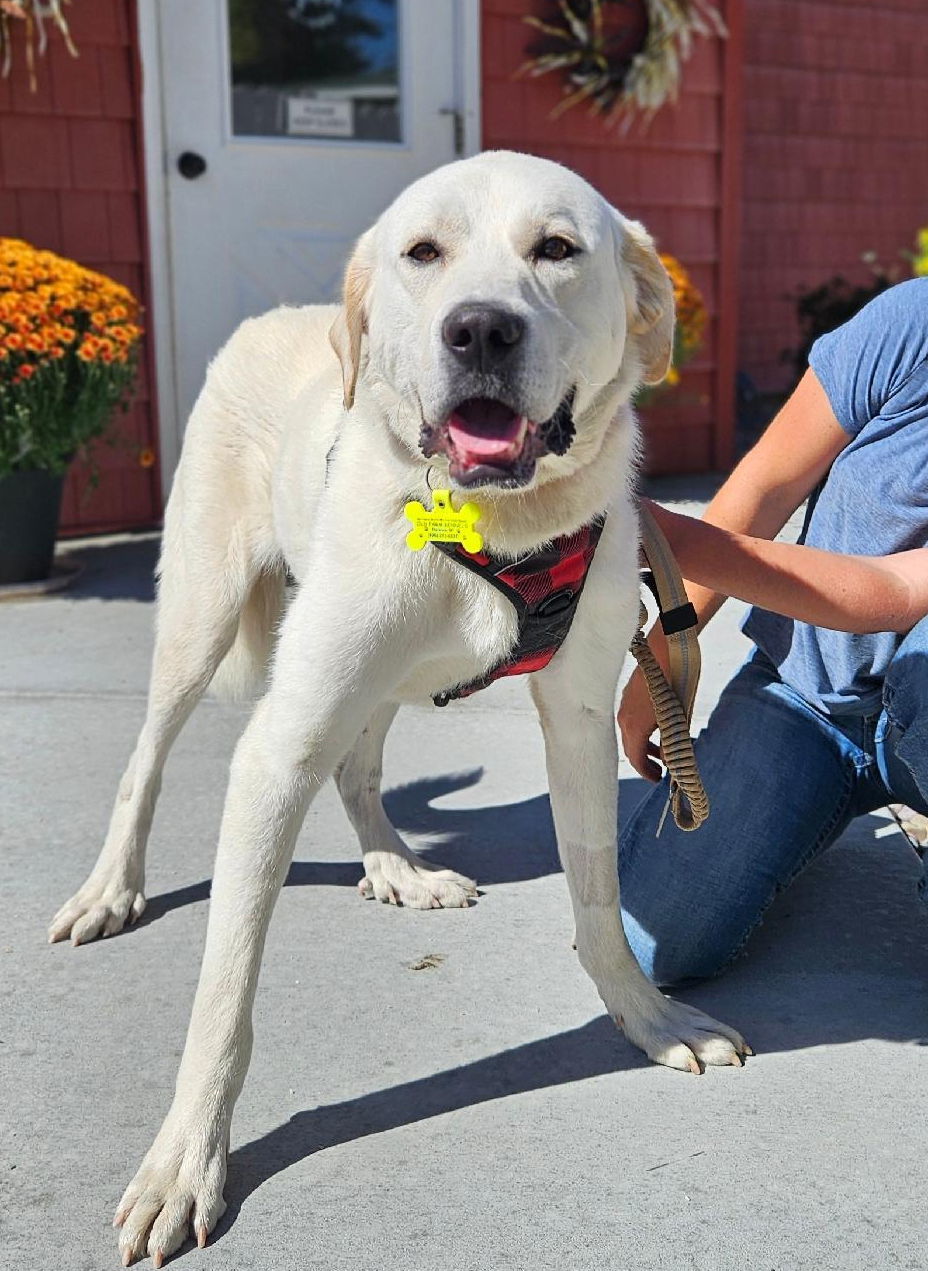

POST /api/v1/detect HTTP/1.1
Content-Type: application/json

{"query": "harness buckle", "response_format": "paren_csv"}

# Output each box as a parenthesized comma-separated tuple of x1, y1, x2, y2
(535, 588, 575, 618)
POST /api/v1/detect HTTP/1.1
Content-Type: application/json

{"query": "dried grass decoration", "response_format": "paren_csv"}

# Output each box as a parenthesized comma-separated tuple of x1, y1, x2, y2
(0, 1, 78, 93)
(521, 0, 726, 128)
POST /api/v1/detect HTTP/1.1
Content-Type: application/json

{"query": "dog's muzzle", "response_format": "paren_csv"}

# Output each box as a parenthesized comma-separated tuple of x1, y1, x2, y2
(419, 389, 577, 489)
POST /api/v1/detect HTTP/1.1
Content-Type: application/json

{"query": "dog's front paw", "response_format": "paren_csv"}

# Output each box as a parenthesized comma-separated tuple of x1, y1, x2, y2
(48, 875, 146, 945)
(115, 1122, 227, 1267)
(359, 850, 477, 909)
(618, 997, 751, 1074)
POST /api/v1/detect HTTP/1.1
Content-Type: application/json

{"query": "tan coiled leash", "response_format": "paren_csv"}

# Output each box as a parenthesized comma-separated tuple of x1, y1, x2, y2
(631, 504, 710, 833)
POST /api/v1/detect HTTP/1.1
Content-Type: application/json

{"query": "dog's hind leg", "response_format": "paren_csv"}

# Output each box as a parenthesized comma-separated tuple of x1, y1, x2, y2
(335, 701, 477, 909)
(48, 495, 281, 946)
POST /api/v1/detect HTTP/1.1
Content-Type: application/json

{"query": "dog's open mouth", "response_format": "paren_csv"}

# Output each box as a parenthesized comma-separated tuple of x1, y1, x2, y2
(447, 398, 532, 484)
(421, 392, 576, 488)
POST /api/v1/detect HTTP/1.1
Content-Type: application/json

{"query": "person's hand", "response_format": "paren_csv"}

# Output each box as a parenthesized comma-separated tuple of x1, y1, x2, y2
(618, 627, 670, 782)
(617, 666, 662, 781)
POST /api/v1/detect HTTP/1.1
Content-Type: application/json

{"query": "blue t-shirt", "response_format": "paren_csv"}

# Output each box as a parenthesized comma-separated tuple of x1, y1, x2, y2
(744, 277, 928, 716)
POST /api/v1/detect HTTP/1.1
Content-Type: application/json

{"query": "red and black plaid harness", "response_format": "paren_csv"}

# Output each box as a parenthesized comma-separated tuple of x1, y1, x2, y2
(431, 516, 606, 706)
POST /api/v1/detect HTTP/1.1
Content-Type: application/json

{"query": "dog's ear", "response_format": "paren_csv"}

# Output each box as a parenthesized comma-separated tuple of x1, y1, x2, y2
(619, 217, 676, 386)
(329, 230, 374, 410)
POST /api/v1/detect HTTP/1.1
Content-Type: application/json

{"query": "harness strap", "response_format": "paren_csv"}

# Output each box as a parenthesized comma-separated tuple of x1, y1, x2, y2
(430, 517, 606, 705)
(427, 501, 708, 834)
(633, 503, 709, 832)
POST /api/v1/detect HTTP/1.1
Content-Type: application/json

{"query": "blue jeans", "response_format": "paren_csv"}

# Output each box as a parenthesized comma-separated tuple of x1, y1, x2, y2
(619, 615, 928, 987)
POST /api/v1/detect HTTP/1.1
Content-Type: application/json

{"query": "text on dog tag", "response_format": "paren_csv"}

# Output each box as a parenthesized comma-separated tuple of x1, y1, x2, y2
(404, 489, 483, 553)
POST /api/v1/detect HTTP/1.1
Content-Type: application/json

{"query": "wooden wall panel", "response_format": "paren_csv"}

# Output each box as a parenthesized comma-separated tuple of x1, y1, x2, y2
(0, 0, 160, 534)
(740, 0, 928, 393)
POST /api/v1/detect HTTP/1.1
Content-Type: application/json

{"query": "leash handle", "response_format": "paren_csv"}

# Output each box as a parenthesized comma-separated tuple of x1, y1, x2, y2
(634, 505, 710, 832)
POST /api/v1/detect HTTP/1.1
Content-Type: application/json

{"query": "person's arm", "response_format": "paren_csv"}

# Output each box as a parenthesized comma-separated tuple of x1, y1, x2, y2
(619, 367, 851, 781)
(645, 500, 928, 635)
(660, 367, 851, 630)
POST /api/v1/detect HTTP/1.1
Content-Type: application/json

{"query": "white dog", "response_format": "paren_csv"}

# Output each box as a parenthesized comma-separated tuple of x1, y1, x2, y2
(49, 151, 747, 1266)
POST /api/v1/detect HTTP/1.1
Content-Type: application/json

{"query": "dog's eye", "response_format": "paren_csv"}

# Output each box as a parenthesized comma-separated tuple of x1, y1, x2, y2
(407, 241, 441, 264)
(535, 236, 577, 263)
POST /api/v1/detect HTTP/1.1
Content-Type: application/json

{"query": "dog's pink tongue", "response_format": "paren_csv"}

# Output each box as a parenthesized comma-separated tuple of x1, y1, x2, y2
(447, 399, 528, 466)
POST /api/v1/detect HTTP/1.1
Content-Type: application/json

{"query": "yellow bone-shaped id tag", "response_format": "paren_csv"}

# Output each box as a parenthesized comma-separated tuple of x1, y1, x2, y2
(404, 489, 483, 553)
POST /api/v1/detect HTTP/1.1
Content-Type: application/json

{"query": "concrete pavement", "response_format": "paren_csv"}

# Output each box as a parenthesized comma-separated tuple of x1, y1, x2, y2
(2, 482, 926, 1270)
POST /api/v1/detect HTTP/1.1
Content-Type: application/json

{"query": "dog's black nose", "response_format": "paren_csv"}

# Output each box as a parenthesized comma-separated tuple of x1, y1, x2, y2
(442, 305, 525, 370)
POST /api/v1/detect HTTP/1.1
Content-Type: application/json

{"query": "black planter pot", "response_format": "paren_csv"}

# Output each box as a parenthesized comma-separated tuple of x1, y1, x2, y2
(0, 466, 66, 585)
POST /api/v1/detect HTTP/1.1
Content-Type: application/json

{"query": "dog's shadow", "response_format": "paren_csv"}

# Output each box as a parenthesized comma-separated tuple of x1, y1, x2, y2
(144, 774, 928, 1042)
(213, 803, 928, 1242)
(143, 773, 928, 1256)
(384, 767, 561, 880)
(218, 1013, 643, 1241)
(58, 534, 160, 603)
(141, 767, 565, 923)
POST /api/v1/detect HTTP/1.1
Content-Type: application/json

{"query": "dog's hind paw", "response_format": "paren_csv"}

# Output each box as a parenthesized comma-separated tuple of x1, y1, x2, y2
(48, 880, 146, 945)
(359, 850, 477, 909)
(618, 997, 751, 1074)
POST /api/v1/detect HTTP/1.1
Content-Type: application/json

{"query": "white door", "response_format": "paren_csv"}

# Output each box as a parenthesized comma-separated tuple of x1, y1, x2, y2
(156, 0, 475, 435)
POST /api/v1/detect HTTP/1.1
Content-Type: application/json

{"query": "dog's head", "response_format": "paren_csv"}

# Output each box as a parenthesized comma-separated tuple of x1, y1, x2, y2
(329, 150, 674, 492)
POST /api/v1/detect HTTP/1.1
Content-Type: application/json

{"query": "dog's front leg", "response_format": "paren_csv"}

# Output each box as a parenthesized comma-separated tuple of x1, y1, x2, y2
(114, 699, 307, 1265)
(531, 658, 750, 1075)
(114, 581, 411, 1267)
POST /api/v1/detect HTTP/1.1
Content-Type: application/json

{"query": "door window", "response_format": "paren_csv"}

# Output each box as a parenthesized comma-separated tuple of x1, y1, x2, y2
(227, 0, 402, 142)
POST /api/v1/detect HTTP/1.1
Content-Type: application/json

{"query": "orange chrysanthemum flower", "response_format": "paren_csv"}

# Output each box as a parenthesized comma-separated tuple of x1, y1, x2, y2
(659, 253, 707, 363)
(0, 237, 144, 476)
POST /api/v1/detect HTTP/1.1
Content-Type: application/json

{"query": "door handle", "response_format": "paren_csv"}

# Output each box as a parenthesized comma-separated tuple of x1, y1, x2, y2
(177, 151, 207, 180)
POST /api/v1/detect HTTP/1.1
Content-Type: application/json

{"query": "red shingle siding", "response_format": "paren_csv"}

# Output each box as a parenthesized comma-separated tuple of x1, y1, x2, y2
(481, 0, 742, 474)
(0, 0, 160, 534)
(740, 0, 928, 393)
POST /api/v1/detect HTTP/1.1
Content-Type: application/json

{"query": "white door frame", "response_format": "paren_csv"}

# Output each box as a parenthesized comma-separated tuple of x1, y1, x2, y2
(137, 0, 482, 501)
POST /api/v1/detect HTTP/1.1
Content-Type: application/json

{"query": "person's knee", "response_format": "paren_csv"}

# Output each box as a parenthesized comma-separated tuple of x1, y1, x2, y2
(621, 905, 738, 988)
(619, 787, 751, 988)
(618, 652, 857, 988)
